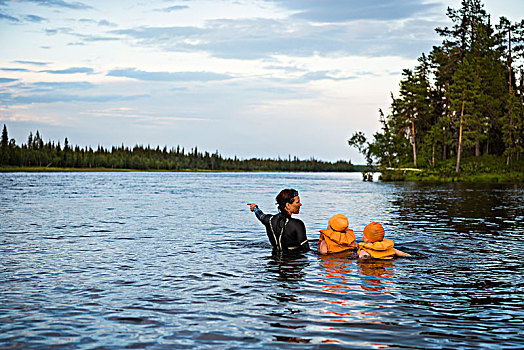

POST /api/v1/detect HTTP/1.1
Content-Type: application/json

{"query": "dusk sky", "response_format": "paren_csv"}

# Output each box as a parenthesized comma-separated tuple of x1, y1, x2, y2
(1, 0, 522, 163)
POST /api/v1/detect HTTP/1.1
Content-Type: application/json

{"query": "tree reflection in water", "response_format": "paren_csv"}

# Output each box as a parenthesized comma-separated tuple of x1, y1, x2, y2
(265, 255, 312, 344)
(316, 254, 401, 345)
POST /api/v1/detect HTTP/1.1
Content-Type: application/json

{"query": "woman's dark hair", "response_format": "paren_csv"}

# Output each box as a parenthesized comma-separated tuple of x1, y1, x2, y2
(276, 188, 299, 214)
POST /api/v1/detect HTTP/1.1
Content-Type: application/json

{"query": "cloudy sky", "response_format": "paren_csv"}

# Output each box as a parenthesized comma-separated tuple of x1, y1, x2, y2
(1, 0, 522, 163)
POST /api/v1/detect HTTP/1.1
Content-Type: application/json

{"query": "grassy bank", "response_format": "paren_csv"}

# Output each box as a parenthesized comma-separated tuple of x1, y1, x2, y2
(378, 155, 524, 183)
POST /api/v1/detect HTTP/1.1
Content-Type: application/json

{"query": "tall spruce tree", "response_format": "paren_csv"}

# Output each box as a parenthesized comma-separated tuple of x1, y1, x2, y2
(1, 124, 8, 165)
(1, 125, 7, 150)
(389, 59, 433, 167)
(497, 17, 524, 164)
(429, 44, 459, 162)
(348, 0, 524, 170)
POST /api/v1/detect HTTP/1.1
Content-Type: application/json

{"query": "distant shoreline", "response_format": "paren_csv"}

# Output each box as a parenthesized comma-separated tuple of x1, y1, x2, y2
(3, 165, 522, 184)
(0, 166, 364, 173)
(0, 125, 358, 173)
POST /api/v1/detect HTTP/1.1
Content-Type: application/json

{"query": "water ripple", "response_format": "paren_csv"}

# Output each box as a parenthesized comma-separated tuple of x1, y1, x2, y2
(1, 172, 523, 348)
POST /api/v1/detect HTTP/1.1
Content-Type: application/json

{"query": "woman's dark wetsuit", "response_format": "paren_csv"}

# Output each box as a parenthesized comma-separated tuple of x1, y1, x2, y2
(253, 206, 310, 254)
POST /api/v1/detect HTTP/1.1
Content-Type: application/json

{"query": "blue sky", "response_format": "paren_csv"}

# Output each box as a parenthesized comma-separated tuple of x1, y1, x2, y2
(1, 0, 522, 163)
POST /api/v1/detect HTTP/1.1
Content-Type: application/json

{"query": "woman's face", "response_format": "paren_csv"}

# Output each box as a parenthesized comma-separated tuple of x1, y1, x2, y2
(286, 196, 301, 214)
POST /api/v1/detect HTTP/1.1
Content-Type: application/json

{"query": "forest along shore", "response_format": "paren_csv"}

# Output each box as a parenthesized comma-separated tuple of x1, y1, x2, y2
(0, 126, 357, 173)
(347, 1, 524, 181)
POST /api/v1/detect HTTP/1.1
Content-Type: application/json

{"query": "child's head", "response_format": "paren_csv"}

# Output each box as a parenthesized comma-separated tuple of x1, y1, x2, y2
(363, 222, 385, 243)
(328, 214, 349, 232)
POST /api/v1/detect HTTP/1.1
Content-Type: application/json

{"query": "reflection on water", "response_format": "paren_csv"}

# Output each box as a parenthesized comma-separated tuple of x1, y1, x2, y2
(1, 172, 523, 348)
(316, 254, 400, 346)
(265, 256, 312, 344)
(357, 259, 396, 294)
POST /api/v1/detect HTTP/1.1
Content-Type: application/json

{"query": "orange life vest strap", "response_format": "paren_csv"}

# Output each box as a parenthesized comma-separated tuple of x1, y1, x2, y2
(319, 228, 356, 253)
(358, 238, 395, 259)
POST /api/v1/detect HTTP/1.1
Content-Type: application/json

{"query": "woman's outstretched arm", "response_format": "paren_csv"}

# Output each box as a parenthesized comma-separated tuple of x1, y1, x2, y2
(247, 203, 270, 224)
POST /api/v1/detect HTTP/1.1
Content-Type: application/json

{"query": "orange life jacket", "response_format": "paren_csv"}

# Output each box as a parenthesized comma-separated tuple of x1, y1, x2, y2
(319, 228, 356, 253)
(358, 238, 395, 259)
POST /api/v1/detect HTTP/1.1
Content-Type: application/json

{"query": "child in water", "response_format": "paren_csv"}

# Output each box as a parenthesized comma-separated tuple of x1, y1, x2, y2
(318, 214, 357, 254)
(358, 222, 411, 259)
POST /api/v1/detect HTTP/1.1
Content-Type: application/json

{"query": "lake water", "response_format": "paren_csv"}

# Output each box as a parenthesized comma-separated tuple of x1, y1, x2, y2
(1, 172, 523, 349)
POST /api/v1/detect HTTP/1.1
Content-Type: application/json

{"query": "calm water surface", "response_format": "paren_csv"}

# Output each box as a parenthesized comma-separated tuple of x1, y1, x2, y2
(1, 172, 523, 349)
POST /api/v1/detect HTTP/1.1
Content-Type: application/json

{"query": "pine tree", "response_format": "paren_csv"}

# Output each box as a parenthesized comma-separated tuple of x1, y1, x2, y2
(350, 0, 521, 171)
(449, 53, 483, 172)
(1, 125, 7, 149)
(390, 62, 434, 167)
(496, 17, 524, 164)
(27, 132, 33, 150)
(0, 124, 8, 165)
(430, 44, 459, 161)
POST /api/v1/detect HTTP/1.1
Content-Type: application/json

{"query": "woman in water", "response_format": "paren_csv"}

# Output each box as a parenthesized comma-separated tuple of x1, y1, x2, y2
(247, 189, 310, 254)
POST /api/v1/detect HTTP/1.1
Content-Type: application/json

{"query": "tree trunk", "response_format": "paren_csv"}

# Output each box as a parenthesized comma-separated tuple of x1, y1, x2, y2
(506, 27, 513, 167)
(411, 116, 417, 167)
(456, 99, 465, 173)
(507, 107, 513, 166)
(475, 140, 480, 157)
(432, 143, 435, 167)
(509, 28, 512, 94)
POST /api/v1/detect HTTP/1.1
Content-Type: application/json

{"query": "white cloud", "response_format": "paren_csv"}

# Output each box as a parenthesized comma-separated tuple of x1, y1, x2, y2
(1, 0, 518, 163)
